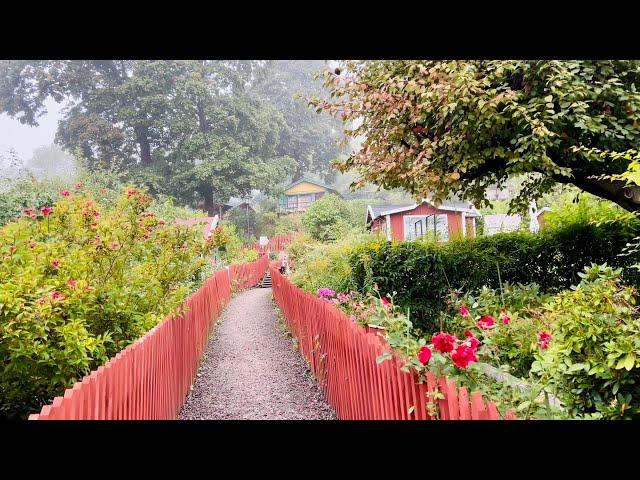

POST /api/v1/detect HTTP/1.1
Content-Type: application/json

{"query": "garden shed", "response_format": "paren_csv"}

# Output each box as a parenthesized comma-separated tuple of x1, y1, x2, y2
(366, 198, 481, 241)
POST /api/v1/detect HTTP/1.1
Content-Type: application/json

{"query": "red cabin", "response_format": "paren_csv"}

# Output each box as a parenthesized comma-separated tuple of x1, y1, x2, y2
(366, 199, 481, 242)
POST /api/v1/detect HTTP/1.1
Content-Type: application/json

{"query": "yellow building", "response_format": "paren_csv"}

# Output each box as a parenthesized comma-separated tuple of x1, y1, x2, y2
(278, 178, 341, 213)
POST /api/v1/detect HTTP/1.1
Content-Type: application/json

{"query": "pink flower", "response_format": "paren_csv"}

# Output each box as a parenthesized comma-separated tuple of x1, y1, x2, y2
(317, 288, 336, 298)
(61, 190, 71, 197)
(502, 315, 510, 325)
(451, 344, 478, 369)
(417, 346, 432, 365)
(50, 291, 65, 301)
(381, 296, 391, 308)
(477, 315, 495, 330)
(92, 210, 101, 218)
(110, 241, 120, 249)
(432, 332, 457, 353)
(90, 223, 98, 230)
(538, 331, 552, 350)
(27, 240, 37, 249)
(52, 258, 60, 269)
(158, 219, 166, 226)
(41, 206, 53, 216)
(460, 304, 470, 317)
(75, 182, 83, 190)
(22, 207, 34, 216)
(349, 315, 356, 322)
(67, 279, 77, 288)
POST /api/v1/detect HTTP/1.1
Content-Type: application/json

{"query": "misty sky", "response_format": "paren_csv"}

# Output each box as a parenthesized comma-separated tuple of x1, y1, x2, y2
(0, 98, 62, 163)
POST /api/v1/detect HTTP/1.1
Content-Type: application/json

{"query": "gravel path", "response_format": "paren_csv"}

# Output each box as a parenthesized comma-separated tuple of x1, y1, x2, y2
(179, 287, 335, 420)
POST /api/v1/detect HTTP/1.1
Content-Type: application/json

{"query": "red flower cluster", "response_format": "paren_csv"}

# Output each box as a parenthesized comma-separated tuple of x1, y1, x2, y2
(501, 314, 510, 325)
(459, 304, 470, 317)
(538, 331, 552, 349)
(432, 332, 456, 353)
(50, 291, 65, 301)
(67, 279, 77, 288)
(61, 190, 71, 197)
(476, 315, 495, 330)
(75, 182, 83, 190)
(418, 330, 480, 369)
(52, 258, 60, 269)
(41, 207, 53, 216)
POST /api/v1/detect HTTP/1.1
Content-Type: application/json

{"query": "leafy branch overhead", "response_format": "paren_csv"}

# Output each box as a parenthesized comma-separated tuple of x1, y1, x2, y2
(311, 60, 640, 212)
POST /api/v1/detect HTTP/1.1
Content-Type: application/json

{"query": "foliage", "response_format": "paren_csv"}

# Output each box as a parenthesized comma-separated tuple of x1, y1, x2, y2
(312, 60, 640, 212)
(532, 264, 640, 419)
(348, 218, 640, 333)
(290, 236, 359, 295)
(224, 206, 257, 242)
(254, 60, 343, 182)
(442, 284, 551, 377)
(0, 61, 297, 213)
(24, 144, 76, 182)
(301, 194, 353, 241)
(0, 187, 218, 418)
(543, 190, 632, 230)
(0, 173, 68, 227)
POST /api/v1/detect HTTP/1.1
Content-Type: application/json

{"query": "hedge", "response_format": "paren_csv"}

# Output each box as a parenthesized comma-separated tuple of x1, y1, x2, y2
(348, 219, 640, 333)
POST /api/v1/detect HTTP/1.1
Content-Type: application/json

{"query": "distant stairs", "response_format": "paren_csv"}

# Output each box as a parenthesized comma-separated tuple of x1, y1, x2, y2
(260, 271, 272, 288)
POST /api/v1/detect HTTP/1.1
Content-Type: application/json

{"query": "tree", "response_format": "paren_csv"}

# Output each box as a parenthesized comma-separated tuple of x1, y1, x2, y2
(301, 194, 352, 241)
(312, 61, 640, 212)
(254, 60, 343, 182)
(25, 144, 76, 181)
(0, 60, 296, 213)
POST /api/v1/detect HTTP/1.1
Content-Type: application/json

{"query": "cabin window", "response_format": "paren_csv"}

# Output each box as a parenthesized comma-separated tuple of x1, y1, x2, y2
(298, 194, 312, 209)
(403, 214, 449, 241)
(287, 196, 298, 209)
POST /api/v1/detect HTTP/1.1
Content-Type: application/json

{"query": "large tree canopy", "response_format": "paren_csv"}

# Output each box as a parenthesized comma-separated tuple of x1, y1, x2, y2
(254, 60, 343, 182)
(0, 60, 296, 214)
(312, 60, 640, 212)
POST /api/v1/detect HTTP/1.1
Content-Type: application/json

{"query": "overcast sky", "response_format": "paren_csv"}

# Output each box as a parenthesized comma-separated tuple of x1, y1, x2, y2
(0, 98, 62, 163)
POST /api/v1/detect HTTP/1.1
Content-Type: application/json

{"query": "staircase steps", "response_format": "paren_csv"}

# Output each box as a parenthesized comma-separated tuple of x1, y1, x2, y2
(260, 271, 272, 288)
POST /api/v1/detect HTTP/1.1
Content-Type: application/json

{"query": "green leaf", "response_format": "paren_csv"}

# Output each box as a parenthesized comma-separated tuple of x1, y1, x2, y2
(376, 351, 392, 364)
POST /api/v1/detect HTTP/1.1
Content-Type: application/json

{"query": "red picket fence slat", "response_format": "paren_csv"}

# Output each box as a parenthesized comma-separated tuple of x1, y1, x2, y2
(269, 263, 517, 420)
(28, 254, 269, 420)
(246, 233, 297, 257)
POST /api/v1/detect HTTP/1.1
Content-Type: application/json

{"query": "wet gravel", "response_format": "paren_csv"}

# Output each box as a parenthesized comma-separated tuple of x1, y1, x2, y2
(179, 287, 335, 420)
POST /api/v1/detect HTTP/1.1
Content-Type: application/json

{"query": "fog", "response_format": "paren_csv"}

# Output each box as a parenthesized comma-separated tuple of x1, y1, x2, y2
(0, 98, 61, 164)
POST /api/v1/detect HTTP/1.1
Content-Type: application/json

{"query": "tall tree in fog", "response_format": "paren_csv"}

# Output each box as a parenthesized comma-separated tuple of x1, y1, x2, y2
(0, 60, 296, 213)
(253, 60, 343, 182)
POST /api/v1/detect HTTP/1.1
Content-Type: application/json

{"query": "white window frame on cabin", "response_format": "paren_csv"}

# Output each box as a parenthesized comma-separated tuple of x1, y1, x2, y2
(403, 214, 449, 242)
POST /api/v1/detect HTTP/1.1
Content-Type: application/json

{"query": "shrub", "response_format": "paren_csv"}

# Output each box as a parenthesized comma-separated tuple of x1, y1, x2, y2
(0, 175, 68, 227)
(0, 187, 217, 418)
(301, 194, 352, 241)
(532, 264, 640, 419)
(348, 218, 640, 333)
(442, 283, 551, 377)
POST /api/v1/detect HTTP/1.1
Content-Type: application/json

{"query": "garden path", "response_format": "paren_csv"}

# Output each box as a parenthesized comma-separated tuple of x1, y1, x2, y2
(178, 287, 335, 420)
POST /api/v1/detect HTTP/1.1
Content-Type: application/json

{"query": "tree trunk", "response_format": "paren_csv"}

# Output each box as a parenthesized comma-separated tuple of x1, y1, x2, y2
(135, 125, 153, 165)
(292, 167, 304, 182)
(196, 101, 209, 133)
(200, 185, 215, 216)
(568, 175, 640, 212)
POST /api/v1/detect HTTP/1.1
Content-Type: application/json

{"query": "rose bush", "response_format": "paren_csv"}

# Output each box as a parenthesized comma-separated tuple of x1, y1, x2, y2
(0, 186, 219, 418)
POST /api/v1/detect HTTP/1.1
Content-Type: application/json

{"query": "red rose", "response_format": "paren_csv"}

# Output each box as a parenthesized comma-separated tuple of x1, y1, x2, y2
(417, 346, 432, 365)
(464, 330, 480, 350)
(432, 332, 457, 353)
(477, 315, 495, 330)
(451, 344, 478, 369)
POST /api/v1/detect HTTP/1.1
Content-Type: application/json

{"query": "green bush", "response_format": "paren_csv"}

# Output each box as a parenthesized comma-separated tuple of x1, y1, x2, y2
(442, 283, 551, 378)
(0, 175, 68, 227)
(301, 194, 352, 242)
(0, 187, 218, 418)
(348, 219, 640, 333)
(532, 264, 640, 419)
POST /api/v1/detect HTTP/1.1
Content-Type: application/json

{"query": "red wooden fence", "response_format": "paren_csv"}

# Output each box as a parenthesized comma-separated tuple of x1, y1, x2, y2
(28, 255, 270, 420)
(270, 263, 517, 420)
(247, 233, 297, 256)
